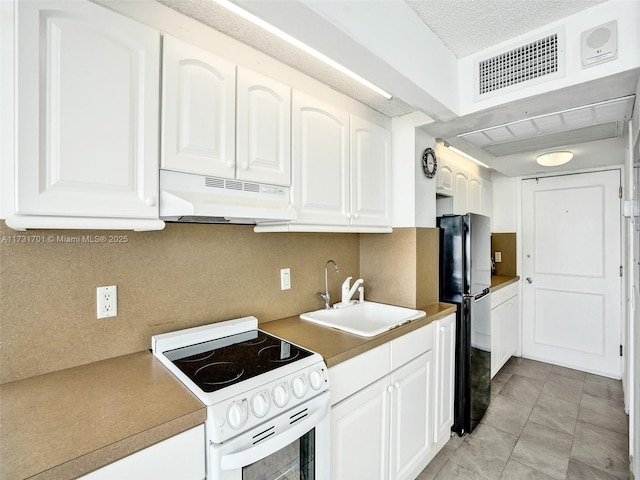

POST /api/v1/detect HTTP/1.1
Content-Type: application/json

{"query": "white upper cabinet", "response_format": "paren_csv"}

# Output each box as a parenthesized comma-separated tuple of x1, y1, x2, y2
(292, 90, 350, 225)
(8, 0, 163, 230)
(350, 115, 391, 227)
(283, 90, 391, 231)
(161, 34, 236, 178)
(236, 67, 291, 186)
(436, 164, 454, 197)
(435, 151, 491, 218)
(453, 171, 470, 214)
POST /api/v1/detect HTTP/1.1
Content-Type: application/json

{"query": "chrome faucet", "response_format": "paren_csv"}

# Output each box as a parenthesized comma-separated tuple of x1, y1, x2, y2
(318, 260, 339, 309)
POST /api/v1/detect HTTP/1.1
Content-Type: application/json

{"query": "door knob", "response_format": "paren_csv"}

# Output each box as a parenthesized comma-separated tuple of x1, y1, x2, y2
(526, 277, 533, 284)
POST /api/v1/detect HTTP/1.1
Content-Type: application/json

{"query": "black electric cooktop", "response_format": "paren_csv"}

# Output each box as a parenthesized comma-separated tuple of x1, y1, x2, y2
(164, 330, 314, 393)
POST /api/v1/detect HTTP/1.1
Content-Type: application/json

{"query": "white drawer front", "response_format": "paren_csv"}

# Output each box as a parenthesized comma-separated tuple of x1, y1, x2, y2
(390, 322, 434, 371)
(491, 282, 518, 309)
(329, 343, 390, 405)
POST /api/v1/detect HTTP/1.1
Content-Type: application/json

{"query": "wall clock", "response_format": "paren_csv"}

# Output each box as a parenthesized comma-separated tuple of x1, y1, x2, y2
(422, 147, 437, 178)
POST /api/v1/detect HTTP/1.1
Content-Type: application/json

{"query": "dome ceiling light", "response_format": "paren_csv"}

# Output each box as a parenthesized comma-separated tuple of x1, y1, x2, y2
(536, 151, 574, 166)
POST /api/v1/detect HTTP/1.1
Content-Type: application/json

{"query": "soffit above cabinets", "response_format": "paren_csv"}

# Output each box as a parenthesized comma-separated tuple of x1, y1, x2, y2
(458, 95, 634, 156)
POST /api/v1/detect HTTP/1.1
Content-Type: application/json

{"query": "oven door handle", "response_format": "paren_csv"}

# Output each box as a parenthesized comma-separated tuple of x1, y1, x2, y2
(220, 398, 330, 470)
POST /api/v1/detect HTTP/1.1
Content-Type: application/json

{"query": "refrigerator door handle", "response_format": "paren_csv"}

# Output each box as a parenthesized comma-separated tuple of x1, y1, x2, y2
(473, 288, 491, 301)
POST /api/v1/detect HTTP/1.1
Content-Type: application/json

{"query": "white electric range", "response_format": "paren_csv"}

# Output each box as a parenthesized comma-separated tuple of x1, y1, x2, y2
(152, 316, 330, 480)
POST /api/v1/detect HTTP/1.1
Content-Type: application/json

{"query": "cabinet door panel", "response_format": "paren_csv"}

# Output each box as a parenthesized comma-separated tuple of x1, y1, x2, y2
(162, 34, 235, 177)
(292, 91, 349, 225)
(504, 296, 520, 360)
(390, 352, 433, 480)
(350, 116, 390, 227)
(453, 171, 469, 215)
(331, 377, 389, 480)
(79, 425, 205, 480)
(470, 177, 483, 214)
(437, 164, 454, 196)
(237, 68, 291, 186)
(435, 315, 455, 443)
(17, 1, 159, 218)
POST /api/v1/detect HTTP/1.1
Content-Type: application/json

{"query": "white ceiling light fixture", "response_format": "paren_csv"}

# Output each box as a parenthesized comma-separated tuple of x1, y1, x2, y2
(444, 142, 491, 169)
(536, 151, 574, 166)
(211, 0, 393, 100)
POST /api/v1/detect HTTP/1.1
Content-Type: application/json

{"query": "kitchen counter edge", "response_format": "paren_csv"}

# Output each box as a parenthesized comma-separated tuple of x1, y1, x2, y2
(260, 302, 457, 368)
(491, 275, 520, 290)
(0, 351, 206, 480)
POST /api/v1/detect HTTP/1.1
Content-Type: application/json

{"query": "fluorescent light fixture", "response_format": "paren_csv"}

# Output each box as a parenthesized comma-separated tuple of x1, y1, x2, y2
(212, 0, 393, 100)
(536, 151, 573, 166)
(445, 144, 491, 169)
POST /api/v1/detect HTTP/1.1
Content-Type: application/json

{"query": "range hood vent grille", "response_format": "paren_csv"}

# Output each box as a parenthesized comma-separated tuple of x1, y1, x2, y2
(478, 33, 559, 96)
(204, 176, 260, 193)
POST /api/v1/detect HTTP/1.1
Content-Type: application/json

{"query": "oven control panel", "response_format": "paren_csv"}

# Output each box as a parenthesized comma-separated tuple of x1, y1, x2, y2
(208, 361, 329, 444)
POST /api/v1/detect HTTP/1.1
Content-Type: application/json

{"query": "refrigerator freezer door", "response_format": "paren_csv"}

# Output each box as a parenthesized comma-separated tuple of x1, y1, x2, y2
(469, 214, 492, 294)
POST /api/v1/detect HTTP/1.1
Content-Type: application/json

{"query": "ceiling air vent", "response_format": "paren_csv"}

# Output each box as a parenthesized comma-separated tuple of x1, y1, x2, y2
(475, 30, 565, 100)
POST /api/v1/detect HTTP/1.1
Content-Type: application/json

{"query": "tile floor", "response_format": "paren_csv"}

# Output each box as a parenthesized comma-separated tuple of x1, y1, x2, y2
(417, 357, 630, 480)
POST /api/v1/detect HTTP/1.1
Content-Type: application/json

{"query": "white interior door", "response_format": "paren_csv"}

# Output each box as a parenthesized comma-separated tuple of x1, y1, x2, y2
(522, 170, 622, 378)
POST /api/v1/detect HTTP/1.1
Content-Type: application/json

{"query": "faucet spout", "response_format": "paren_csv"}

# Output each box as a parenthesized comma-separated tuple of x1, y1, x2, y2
(317, 260, 339, 309)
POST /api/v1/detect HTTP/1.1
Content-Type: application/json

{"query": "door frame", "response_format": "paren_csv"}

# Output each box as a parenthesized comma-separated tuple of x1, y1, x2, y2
(515, 167, 625, 379)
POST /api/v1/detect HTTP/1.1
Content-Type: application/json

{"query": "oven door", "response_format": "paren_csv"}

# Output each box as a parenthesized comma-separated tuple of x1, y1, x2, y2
(208, 392, 330, 480)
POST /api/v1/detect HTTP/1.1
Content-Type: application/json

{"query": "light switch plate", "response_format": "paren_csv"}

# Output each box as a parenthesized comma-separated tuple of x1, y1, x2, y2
(280, 268, 291, 290)
(495, 252, 502, 263)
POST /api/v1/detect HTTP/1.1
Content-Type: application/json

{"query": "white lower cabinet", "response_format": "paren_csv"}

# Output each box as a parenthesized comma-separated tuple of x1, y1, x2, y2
(434, 313, 455, 443)
(329, 314, 455, 480)
(78, 425, 205, 480)
(331, 375, 391, 480)
(491, 282, 520, 378)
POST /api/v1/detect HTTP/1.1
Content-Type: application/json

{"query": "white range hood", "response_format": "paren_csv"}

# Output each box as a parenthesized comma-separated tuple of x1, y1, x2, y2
(160, 170, 297, 224)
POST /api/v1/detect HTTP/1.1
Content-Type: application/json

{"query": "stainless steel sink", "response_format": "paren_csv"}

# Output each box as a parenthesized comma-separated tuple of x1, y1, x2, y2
(300, 301, 426, 337)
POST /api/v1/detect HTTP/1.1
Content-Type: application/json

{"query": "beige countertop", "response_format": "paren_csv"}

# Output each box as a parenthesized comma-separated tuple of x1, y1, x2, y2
(261, 302, 457, 368)
(491, 275, 520, 290)
(0, 351, 206, 480)
(1, 302, 456, 479)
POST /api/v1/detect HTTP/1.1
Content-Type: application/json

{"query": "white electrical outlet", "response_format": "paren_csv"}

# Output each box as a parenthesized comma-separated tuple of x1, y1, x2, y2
(97, 285, 118, 319)
(495, 252, 502, 263)
(280, 268, 291, 290)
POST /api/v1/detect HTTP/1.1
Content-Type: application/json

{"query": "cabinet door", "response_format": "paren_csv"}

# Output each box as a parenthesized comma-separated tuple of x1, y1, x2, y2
(491, 303, 505, 378)
(389, 352, 434, 480)
(79, 425, 205, 480)
(436, 164, 454, 196)
(350, 116, 391, 227)
(16, 0, 160, 219)
(453, 171, 469, 214)
(504, 294, 520, 360)
(236, 68, 291, 186)
(292, 91, 349, 225)
(162, 34, 235, 177)
(469, 177, 483, 214)
(331, 377, 390, 480)
(434, 314, 455, 444)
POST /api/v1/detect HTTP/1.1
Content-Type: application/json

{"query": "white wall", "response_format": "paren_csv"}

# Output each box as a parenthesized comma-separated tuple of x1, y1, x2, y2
(391, 112, 436, 228)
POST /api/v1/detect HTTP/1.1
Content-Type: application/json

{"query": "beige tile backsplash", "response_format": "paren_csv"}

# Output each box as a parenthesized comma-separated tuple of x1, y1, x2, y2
(0, 222, 440, 383)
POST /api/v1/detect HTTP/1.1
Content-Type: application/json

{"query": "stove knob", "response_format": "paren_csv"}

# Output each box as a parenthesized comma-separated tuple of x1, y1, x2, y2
(309, 369, 325, 391)
(272, 383, 289, 408)
(251, 391, 270, 418)
(227, 399, 248, 429)
(291, 375, 308, 398)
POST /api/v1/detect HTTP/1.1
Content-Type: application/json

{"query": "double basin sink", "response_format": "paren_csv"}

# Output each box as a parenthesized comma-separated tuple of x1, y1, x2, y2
(300, 301, 426, 337)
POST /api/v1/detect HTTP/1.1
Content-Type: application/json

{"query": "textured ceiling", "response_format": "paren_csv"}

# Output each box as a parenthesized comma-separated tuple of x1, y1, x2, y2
(406, 0, 607, 58)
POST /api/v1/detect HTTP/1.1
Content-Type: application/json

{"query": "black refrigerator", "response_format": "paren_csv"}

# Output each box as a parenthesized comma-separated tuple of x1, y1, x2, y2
(437, 213, 492, 435)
